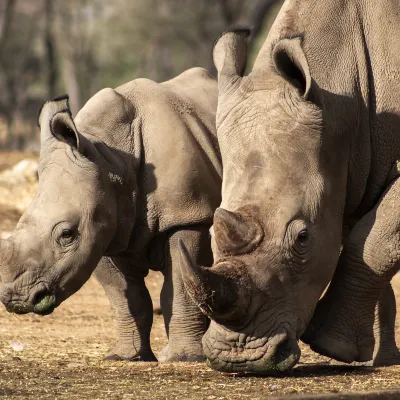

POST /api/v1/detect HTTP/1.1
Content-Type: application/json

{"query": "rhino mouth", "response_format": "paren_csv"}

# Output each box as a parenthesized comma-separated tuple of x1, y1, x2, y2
(202, 321, 300, 374)
(1, 282, 57, 316)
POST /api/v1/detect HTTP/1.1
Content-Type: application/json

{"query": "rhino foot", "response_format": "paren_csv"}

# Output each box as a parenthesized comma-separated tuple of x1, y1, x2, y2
(328, 348, 400, 367)
(104, 348, 157, 362)
(304, 330, 372, 364)
(301, 295, 374, 364)
(371, 347, 400, 366)
(157, 344, 205, 363)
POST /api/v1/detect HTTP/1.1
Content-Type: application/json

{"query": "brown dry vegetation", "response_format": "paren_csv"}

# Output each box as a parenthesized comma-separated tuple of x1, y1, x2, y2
(1, 152, 400, 399)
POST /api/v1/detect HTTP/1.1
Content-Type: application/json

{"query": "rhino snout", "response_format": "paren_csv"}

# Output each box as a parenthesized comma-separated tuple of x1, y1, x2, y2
(0, 282, 56, 316)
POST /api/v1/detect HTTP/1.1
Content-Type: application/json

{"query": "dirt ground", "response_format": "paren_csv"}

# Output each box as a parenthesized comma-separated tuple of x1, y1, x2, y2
(1, 152, 400, 399)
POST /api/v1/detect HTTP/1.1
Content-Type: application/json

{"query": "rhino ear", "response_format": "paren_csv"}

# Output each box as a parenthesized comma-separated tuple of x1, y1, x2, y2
(213, 28, 251, 91)
(38, 95, 90, 155)
(272, 37, 312, 99)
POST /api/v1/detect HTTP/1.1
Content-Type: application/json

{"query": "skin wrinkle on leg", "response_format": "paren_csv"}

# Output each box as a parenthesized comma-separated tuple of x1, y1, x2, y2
(93, 257, 156, 361)
(303, 177, 400, 364)
(372, 283, 400, 365)
(159, 226, 211, 362)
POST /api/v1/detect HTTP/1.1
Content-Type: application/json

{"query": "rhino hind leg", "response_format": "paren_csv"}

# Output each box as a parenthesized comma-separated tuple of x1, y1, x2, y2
(302, 178, 400, 364)
(94, 257, 157, 362)
(158, 226, 211, 362)
(370, 283, 400, 366)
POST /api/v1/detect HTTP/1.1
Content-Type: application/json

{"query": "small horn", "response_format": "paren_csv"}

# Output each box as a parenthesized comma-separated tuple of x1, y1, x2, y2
(213, 208, 263, 255)
(178, 239, 214, 315)
(179, 240, 250, 318)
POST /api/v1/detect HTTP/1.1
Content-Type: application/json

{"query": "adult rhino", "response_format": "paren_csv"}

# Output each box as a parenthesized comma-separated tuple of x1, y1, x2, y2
(179, 0, 400, 373)
(0, 68, 221, 362)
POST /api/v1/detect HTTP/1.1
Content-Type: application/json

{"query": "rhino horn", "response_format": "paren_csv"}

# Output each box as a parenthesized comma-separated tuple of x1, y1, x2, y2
(213, 208, 263, 255)
(179, 239, 213, 315)
(179, 239, 239, 317)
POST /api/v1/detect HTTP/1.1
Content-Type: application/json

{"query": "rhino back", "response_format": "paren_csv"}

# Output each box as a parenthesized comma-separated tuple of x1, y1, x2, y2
(116, 71, 221, 236)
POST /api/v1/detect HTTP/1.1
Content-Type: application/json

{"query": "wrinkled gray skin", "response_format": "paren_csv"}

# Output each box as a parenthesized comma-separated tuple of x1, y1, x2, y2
(179, 0, 400, 374)
(0, 68, 221, 362)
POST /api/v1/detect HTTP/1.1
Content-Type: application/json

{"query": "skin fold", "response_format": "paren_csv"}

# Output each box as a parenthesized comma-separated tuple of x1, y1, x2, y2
(0, 68, 222, 362)
(179, 0, 400, 374)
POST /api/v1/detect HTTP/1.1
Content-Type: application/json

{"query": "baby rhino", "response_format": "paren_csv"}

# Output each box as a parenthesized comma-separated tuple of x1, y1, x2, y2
(0, 68, 221, 362)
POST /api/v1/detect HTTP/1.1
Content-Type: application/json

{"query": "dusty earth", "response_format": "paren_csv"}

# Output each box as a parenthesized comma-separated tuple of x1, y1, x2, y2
(1, 152, 400, 399)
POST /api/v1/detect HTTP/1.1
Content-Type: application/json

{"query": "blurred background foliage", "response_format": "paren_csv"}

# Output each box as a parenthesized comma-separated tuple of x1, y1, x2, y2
(0, 0, 283, 150)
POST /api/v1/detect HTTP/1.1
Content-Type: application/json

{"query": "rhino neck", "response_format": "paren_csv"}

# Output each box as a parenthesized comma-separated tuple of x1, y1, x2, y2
(256, 0, 376, 219)
(102, 145, 138, 256)
(73, 124, 140, 257)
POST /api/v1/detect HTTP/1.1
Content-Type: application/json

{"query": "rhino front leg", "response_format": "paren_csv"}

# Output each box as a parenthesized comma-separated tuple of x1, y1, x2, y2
(94, 257, 157, 361)
(158, 226, 211, 362)
(326, 283, 400, 366)
(302, 177, 400, 364)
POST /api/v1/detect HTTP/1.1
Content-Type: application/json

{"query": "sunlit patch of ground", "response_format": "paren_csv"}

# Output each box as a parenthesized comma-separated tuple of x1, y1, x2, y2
(1, 152, 400, 399)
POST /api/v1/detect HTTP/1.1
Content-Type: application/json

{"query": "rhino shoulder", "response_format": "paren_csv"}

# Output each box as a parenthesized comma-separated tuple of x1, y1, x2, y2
(75, 88, 135, 145)
(161, 67, 218, 117)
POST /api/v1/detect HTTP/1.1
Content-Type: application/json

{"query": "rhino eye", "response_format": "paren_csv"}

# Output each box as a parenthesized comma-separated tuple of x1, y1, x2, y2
(297, 228, 309, 244)
(61, 229, 73, 239)
(58, 228, 76, 247)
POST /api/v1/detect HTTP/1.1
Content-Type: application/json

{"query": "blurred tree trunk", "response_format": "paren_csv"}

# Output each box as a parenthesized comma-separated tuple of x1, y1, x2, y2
(0, 0, 16, 56)
(44, 0, 58, 99)
(0, 0, 17, 142)
(64, 57, 81, 116)
(56, 0, 99, 116)
(249, 0, 281, 39)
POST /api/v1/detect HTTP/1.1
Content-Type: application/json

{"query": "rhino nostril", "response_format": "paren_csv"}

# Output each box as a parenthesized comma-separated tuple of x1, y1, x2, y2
(273, 337, 301, 372)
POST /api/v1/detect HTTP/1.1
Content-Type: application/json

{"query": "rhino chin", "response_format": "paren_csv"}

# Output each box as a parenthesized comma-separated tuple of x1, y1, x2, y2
(5, 302, 34, 315)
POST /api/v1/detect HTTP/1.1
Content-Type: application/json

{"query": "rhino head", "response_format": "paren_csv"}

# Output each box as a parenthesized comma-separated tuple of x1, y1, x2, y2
(180, 30, 346, 373)
(0, 93, 134, 315)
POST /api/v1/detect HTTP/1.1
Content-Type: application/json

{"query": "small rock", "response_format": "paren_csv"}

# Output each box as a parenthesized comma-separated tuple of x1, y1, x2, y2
(11, 340, 25, 352)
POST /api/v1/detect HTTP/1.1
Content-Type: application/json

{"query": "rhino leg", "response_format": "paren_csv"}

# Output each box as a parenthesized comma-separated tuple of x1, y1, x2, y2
(371, 283, 400, 366)
(94, 257, 157, 362)
(302, 177, 400, 364)
(158, 226, 210, 362)
(327, 283, 400, 366)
